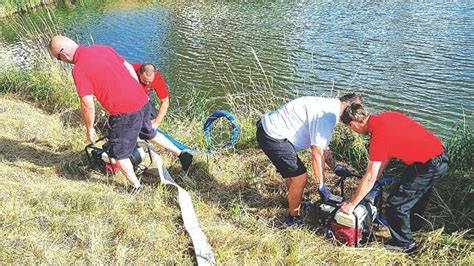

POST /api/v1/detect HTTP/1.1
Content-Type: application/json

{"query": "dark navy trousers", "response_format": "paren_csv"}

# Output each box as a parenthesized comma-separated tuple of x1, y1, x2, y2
(386, 150, 448, 246)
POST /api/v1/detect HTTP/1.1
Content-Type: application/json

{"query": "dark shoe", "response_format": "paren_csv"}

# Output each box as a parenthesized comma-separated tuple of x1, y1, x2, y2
(385, 240, 417, 253)
(282, 215, 304, 228)
(178, 151, 193, 172)
(126, 185, 143, 194)
(334, 164, 353, 178)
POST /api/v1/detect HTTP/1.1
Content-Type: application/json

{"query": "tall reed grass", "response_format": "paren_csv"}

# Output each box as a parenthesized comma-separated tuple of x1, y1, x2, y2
(1, 0, 64, 18)
(0, 8, 77, 112)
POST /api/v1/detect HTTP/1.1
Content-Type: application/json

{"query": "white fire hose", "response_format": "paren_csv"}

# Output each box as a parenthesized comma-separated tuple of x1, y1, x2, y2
(137, 141, 216, 265)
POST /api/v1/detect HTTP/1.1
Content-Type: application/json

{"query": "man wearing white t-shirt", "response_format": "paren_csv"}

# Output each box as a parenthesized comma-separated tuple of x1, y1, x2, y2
(256, 93, 364, 227)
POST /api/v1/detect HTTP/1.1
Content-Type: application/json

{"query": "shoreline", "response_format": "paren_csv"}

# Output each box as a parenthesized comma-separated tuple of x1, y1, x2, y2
(0, 0, 72, 19)
(0, 40, 34, 71)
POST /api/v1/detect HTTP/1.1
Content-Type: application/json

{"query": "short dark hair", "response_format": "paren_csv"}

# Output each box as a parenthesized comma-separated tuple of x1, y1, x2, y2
(339, 93, 364, 105)
(341, 103, 369, 125)
(139, 63, 156, 74)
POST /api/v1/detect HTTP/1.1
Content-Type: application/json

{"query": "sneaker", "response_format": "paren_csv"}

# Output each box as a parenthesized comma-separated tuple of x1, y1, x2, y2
(282, 215, 304, 228)
(178, 151, 193, 172)
(384, 240, 417, 253)
(126, 185, 144, 194)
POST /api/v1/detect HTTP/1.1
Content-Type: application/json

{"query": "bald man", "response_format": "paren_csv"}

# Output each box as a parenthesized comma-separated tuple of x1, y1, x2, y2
(49, 36, 193, 192)
(132, 63, 169, 129)
(130, 62, 194, 169)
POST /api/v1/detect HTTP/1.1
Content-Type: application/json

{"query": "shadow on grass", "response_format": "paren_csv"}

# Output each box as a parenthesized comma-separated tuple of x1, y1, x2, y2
(195, 161, 286, 210)
(161, 152, 288, 223)
(139, 150, 287, 213)
(0, 137, 123, 187)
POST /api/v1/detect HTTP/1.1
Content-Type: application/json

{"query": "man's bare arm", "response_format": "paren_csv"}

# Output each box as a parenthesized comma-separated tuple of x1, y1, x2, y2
(80, 95, 96, 142)
(152, 96, 169, 128)
(376, 158, 391, 179)
(311, 146, 326, 186)
(339, 160, 381, 213)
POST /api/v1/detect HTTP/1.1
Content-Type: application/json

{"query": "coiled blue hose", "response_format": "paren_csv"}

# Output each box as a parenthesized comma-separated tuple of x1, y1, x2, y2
(156, 110, 241, 154)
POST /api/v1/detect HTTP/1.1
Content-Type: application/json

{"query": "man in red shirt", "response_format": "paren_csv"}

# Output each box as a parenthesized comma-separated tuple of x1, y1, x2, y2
(131, 63, 193, 168)
(48, 35, 193, 192)
(131, 63, 169, 129)
(339, 103, 448, 252)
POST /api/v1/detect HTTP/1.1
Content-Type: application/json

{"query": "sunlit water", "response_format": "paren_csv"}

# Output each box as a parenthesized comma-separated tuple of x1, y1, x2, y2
(2, 2, 473, 137)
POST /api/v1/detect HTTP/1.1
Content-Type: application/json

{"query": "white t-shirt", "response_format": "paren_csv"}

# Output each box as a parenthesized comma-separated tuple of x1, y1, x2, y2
(261, 96, 340, 152)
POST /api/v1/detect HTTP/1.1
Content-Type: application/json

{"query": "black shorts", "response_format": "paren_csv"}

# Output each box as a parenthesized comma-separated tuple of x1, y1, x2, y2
(106, 103, 157, 160)
(256, 119, 307, 178)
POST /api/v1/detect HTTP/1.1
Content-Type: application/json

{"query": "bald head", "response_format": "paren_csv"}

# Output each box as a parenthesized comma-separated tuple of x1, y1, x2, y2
(48, 35, 79, 63)
(138, 63, 156, 85)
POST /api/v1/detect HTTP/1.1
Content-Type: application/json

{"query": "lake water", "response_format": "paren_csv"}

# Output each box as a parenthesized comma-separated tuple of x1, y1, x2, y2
(2, 1, 473, 136)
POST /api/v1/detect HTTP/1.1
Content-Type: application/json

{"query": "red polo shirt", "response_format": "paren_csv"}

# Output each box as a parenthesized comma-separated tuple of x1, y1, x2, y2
(132, 63, 169, 99)
(368, 111, 444, 165)
(72, 45, 148, 115)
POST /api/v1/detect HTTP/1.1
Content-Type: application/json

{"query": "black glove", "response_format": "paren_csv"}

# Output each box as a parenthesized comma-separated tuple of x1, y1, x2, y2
(334, 164, 352, 178)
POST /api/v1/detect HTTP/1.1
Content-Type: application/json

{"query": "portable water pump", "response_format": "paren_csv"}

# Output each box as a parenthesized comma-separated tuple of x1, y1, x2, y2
(314, 174, 392, 247)
(84, 137, 152, 175)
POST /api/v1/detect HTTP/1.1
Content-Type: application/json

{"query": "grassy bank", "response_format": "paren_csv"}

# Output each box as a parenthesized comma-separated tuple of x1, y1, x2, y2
(0, 0, 61, 18)
(1, 95, 472, 264)
(0, 33, 473, 263)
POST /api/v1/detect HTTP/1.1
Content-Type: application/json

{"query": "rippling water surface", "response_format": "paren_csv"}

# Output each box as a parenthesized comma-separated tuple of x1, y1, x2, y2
(4, 2, 474, 136)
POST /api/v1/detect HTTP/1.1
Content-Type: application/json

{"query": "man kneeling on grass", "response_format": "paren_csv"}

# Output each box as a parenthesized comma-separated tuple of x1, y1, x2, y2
(338, 103, 448, 253)
(131, 62, 193, 170)
(256, 93, 363, 227)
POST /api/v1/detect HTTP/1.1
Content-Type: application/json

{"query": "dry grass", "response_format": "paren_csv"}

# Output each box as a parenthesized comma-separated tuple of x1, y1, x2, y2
(0, 13, 472, 261)
(0, 96, 472, 264)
